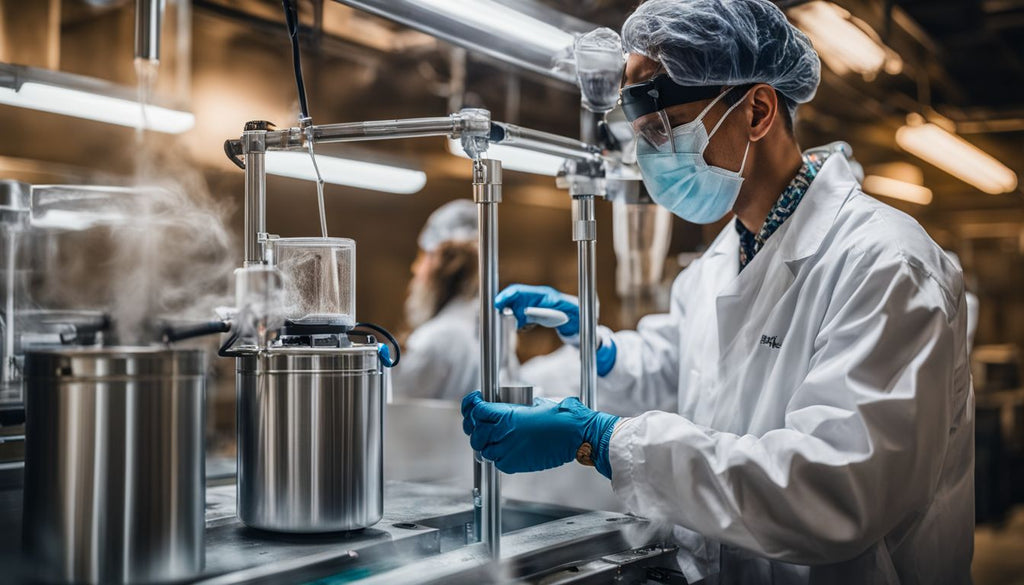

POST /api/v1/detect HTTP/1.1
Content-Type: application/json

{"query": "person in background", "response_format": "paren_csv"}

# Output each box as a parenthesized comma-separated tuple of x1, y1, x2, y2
(461, 0, 973, 583)
(391, 200, 480, 400)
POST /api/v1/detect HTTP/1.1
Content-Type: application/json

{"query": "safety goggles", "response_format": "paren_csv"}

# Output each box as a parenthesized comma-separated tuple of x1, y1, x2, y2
(620, 74, 722, 150)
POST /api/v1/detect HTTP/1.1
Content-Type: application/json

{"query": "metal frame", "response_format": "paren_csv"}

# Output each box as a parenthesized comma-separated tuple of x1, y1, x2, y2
(227, 107, 605, 560)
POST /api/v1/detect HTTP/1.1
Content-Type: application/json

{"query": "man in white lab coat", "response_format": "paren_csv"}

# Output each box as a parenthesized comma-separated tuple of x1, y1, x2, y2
(391, 200, 480, 400)
(462, 0, 974, 583)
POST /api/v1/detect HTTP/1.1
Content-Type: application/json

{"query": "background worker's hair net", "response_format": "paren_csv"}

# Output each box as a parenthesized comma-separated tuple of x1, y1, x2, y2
(418, 199, 478, 253)
(621, 0, 821, 118)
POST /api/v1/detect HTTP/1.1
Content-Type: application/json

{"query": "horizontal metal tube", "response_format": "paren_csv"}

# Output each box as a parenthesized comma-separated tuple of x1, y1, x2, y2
(492, 122, 601, 161)
(265, 116, 465, 149)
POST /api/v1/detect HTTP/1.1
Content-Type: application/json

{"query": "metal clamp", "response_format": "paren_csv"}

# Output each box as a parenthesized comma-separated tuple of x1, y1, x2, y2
(473, 159, 503, 204)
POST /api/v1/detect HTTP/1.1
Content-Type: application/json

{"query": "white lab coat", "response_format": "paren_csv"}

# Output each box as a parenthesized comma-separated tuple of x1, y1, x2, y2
(603, 156, 974, 584)
(391, 298, 480, 401)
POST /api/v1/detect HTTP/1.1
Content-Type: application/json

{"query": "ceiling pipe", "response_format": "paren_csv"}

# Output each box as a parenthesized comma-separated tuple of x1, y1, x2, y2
(332, 0, 594, 85)
(135, 0, 164, 62)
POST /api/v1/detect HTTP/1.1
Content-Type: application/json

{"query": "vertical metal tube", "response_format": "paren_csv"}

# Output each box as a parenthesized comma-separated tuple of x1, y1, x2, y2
(473, 158, 502, 560)
(134, 0, 164, 62)
(3, 231, 15, 387)
(573, 196, 598, 409)
(242, 130, 267, 265)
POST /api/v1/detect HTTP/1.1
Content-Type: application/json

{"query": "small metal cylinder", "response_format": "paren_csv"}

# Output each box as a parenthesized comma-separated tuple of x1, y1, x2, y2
(22, 347, 206, 585)
(498, 385, 533, 406)
(134, 0, 164, 62)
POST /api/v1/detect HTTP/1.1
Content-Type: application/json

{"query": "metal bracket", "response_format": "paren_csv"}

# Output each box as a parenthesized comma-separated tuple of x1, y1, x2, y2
(473, 159, 503, 204)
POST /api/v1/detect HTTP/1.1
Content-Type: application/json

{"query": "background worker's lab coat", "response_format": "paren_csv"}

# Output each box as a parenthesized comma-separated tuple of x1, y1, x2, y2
(391, 298, 479, 401)
(602, 156, 973, 585)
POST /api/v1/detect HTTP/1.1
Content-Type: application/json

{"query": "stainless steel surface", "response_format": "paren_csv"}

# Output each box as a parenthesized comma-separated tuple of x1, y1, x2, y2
(21, 347, 206, 584)
(612, 199, 672, 324)
(499, 385, 533, 406)
(573, 196, 598, 409)
(134, 0, 163, 62)
(474, 157, 503, 560)
(333, 0, 584, 84)
(242, 129, 267, 266)
(1, 480, 661, 584)
(236, 344, 384, 533)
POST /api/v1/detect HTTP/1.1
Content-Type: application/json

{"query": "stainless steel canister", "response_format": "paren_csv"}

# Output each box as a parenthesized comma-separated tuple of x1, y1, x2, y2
(236, 344, 384, 532)
(22, 347, 206, 584)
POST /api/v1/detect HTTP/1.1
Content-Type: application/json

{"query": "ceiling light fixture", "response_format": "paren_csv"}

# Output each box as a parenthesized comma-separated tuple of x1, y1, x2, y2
(862, 175, 933, 205)
(0, 63, 195, 134)
(447, 138, 566, 177)
(788, 1, 902, 79)
(896, 115, 1018, 194)
(265, 151, 427, 194)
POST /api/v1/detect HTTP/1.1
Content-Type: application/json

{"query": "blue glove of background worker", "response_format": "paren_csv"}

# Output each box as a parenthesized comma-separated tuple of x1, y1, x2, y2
(461, 390, 620, 479)
(495, 284, 617, 376)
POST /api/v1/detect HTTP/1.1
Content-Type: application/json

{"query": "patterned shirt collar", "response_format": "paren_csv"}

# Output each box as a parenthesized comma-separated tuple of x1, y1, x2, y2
(735, 153, 827, 270)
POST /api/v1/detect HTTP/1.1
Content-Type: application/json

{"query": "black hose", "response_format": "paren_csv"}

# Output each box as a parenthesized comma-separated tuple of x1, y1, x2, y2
(282, 0, 310, 120)
(351, 322, 401, 368)
(218, 328, 242, 358)
(161, 320, 231, 344)
(224, 139, 245, 169)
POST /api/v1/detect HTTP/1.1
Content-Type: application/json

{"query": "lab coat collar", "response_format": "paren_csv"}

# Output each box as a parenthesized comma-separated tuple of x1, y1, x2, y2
(703, 154, 858, 266)
(775, 154, 859, 267)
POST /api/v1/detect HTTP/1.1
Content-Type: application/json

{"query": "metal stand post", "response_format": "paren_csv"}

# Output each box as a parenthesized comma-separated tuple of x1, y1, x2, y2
(242, 122, 269, 265)
(474, 158, 502, 560)
(573, 194, 598, 409)
(560, 159, 605, 409)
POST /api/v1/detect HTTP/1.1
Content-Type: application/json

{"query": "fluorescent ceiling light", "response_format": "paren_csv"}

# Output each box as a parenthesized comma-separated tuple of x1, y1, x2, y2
(0, 64, 194, 134)
(862, 175, 933, 205)
(266, 151, 426, 194)
(788, 1, 902, 79)
(447, 138, 565, 176)
(896, 118, 1018, 194)
(402, 0, 575, 56)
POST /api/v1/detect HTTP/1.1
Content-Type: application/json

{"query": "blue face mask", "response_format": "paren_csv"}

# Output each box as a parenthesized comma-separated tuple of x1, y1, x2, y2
(636, 89, 752, 224)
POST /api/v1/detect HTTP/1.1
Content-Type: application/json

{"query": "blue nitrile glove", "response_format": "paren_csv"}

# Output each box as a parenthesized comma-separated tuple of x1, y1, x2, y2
(596, 333, 617, 377)
(495, 284, 580, 337)
(461, 390, 619, 479)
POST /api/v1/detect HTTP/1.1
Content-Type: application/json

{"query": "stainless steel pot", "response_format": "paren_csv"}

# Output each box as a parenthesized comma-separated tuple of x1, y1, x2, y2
(22, 347, 206, 584)
(236, 343, 384, 532)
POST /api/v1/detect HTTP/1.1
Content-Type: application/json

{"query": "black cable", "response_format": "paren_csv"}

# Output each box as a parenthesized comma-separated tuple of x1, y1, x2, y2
(352, 322, 401, 368)
(162, 320, 231, 344)
(224, 139, 245, 169)
(282, 0, 310, 120)
(218, 328, 241, 358)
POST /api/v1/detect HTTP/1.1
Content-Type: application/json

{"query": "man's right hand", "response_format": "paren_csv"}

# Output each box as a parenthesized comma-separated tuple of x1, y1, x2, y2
(495, 284, 580, 337)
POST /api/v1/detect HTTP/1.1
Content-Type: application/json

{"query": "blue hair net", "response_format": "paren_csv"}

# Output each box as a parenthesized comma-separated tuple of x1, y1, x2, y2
(622, 0, 821, 118)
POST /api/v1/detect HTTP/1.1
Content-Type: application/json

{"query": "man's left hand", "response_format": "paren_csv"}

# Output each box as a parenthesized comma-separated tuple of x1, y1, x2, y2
(461, 391, 619, 478)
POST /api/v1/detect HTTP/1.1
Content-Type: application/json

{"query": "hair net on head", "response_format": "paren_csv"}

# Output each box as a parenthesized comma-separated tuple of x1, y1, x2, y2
(621, 0, 820, 118)
(418, 199, 478, 253)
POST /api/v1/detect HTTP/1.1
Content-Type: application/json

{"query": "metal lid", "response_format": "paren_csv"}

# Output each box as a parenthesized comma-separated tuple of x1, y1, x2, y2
(24, 346, 207, 380)
(236, 343, 381, 375)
